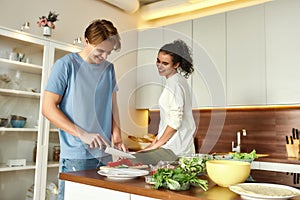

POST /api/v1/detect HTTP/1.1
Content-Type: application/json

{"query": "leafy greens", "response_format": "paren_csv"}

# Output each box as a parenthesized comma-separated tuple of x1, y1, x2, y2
(152, 167, 208, 191)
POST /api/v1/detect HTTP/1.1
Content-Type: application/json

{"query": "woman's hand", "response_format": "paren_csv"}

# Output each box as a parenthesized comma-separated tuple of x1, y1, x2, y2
(114, 141, 127, 152)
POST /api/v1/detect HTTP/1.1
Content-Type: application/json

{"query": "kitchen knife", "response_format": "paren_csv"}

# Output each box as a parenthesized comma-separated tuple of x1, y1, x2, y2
(292, 128, 296, 139)
(286, 136, 289, 144)
(296, 129, 299, 139)
(290, 136, 294, 144)
(105, 146, 136, 159)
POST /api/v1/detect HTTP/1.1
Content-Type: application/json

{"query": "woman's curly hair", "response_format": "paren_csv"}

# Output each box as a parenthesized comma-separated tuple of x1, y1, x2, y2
(159, 39, 194, 78)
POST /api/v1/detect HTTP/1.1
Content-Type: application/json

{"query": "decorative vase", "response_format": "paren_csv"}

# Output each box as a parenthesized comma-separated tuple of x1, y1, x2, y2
(43, 26, 52, 37)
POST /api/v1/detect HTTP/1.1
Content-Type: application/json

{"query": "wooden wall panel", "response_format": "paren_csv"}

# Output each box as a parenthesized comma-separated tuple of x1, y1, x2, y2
(148, 106, 300, 157)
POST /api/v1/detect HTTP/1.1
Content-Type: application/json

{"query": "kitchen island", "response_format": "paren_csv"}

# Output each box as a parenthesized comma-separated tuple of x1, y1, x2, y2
(60, 169, 300, 200)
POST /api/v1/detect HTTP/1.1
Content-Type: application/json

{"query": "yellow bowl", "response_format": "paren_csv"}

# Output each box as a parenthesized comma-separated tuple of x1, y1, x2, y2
(206, 160, 250, 187)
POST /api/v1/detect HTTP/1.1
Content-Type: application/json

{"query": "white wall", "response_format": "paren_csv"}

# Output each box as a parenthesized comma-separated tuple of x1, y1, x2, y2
(0, 0, 138, 43)
(0, 0, 149, 144)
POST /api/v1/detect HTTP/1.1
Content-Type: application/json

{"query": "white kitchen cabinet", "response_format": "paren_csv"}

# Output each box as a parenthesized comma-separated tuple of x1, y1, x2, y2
(0, 26, 81, 200)
(64, 181, 160, 200)
(136, 21, 193, 109)
(251, 161, 300, 173)
(265, 0, 300, 104)
(192, 13, 226, 108)
(136, 28, 163, 109)
(226, 4, 266, 106)
(163, 20, 192, 46)
(65, 181, 130, 200)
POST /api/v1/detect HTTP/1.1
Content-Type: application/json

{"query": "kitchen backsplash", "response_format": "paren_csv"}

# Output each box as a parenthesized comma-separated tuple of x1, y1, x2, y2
(148, 106, 300, 158)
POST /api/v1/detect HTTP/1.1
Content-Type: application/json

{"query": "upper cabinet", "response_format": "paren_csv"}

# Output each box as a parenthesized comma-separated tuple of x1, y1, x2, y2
(136, 21, 193, 109)
(192, 13, 226, 108)
(163, 21, 192, 45)
(265, 0, 300, 105)
(136, 0, 300, 108)
(226, 4, 266, 106)
(136, 28, 163, 109)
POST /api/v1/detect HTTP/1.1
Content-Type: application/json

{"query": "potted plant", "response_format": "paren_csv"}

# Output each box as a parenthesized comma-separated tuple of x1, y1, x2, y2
(37, 11, 59, 37)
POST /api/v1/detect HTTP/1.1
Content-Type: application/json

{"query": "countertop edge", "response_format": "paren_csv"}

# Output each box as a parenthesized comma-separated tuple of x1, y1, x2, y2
(59, 170, 206, 200)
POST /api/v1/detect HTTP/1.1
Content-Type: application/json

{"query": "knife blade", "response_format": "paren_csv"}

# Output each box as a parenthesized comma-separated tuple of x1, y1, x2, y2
(105, 146, 136, 159)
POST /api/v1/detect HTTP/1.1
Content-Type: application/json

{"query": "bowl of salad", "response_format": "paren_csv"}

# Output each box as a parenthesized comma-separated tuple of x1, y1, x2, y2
(212, 150, 258, 163)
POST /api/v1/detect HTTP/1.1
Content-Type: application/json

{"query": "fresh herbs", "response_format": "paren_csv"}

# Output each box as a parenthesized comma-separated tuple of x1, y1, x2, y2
(152, 167, 208, 191)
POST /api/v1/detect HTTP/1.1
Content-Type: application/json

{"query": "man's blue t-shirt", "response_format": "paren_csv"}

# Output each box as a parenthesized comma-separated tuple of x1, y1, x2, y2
(45, 53, 118, 159)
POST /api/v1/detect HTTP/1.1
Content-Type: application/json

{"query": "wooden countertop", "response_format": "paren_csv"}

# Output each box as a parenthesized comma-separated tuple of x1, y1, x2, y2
(59, 169, 300, 200)
(256, 155, 300, 164)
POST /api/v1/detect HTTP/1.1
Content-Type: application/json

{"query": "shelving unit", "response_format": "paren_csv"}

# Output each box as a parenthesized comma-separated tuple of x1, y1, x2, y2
(0, 26, 81, 200)
(0, 27, 45, 200)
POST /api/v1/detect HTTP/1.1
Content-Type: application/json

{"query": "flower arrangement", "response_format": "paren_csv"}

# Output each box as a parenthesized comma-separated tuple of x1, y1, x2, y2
(37, 11, 59, 29)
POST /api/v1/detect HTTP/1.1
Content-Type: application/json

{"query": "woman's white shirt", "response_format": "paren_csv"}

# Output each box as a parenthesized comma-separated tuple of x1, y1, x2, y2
(158, 73, 196, 156)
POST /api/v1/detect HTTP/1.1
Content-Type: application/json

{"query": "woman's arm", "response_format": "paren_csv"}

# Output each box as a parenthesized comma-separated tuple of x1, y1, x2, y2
(139, 126, 176, 152)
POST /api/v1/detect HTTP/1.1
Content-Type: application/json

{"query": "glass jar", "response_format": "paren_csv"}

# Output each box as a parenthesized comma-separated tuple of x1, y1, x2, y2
(33, 141, 37, 162)
(53, 146, 60, 162)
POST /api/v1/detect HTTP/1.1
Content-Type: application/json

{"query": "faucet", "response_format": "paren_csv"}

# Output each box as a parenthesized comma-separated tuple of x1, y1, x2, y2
(232, 129, 247, 153)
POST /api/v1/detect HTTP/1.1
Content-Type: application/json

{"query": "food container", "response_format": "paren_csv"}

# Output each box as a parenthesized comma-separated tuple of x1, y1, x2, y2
(144, 175, 156, 185)
(33, 141, 37, 162)
(0, 118, 9, 127)
(206, 160, 251, 187)
(10, 115, 27, 128)
(149, 160, 178, 175)
(53, 146, 60, 161)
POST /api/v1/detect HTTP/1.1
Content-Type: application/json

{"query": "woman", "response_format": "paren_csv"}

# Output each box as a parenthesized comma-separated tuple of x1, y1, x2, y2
(42, 19, 126, 200)
(141, 39, 196, 156)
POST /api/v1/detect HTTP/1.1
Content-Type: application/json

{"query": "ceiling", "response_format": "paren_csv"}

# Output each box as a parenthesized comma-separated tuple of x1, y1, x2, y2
(139, 0, 163, 7)
(102, 0, 272, 21)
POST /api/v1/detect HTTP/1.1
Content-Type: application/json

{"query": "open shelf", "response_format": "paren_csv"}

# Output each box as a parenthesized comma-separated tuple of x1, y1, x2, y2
(0, 58, 42, 74)
(0, 88, 40, 98)
(0, 161, 59, 172)
(0, 127, 38, 132)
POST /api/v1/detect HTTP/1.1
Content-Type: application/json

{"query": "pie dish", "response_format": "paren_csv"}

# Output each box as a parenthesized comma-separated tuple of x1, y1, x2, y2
(229, 183, 300, 200)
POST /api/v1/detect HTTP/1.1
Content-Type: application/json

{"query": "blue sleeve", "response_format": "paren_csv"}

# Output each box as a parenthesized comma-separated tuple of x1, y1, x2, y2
(45, 58, 69, 96)
(112, 65, 118, 93)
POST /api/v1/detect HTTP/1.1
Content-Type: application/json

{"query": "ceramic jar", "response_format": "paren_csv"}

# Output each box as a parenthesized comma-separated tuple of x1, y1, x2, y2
(43, 26, 52, 37)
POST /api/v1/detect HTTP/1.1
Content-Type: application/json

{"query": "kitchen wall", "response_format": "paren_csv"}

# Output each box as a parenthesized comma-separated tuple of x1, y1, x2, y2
(149, 107, 300, 158)
(0, 0, 149, 142)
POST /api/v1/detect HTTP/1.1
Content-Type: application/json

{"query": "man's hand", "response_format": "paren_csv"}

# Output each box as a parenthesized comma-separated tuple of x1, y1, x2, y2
(76, 126, 110, 149)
